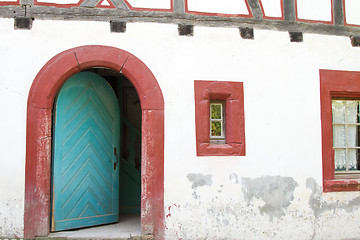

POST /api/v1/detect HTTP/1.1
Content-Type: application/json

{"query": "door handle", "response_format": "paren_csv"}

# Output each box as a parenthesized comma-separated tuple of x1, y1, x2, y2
(114, 147, 119, 170)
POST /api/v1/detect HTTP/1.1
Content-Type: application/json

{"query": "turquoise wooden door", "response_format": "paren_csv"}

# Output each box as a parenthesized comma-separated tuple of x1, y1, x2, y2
(52, 72, 120, 231)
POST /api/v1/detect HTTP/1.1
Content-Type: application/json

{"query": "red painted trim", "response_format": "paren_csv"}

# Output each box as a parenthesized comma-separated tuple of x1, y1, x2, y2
(0, 0, 19, 6)
(24, 45, 164, 239)
(342, 0, 347, 25)
(34, 0, 84, 8)
(96, 0, 116, 9)
(185, 0, 252, 18)
(324, 179, 360, 192)
(122, 0, 173, 12)
(258, 0, 284, 21)
(194, 80, 246, 156)
(343, 23, 360, 28)
(295, 0, 334, 25)
(320, 69, 360, 192)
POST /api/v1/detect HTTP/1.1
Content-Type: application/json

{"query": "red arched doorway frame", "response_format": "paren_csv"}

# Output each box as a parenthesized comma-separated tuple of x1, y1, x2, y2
(24, 45, 164, 239)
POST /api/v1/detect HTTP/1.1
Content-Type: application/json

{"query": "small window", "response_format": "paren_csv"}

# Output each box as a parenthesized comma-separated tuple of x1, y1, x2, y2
(194, 80, 245, 156)
(332, 100, 360, 177)
(210, 102, 225, 143)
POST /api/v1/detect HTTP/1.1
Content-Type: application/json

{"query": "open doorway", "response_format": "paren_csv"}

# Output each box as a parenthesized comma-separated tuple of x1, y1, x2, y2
(24, 45, 164, 239)
(92, 68, 142, 216)
(50, 68, 141, 235)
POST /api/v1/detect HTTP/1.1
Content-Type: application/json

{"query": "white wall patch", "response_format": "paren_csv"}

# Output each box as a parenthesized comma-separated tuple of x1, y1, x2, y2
(297, 0, 332, 22)
(125, 0, 171, 9)
(259, 0, 282, 18)
(36, 0, 80, 4)
(187, 0, 249, 15)
(100, 0, 110, 6)
(345, 0, 360, 25)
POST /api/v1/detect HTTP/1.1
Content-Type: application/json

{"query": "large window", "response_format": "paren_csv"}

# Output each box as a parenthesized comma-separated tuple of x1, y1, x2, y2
(332, 100, 360, 175)
(320, 70, 360, 192)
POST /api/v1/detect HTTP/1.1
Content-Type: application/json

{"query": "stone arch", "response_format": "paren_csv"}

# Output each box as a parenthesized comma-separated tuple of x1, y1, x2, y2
(24, 45, 164, 239)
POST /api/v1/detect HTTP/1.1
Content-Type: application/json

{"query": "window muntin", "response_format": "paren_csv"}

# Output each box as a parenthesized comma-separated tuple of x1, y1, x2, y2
(210, 102, 225, 141)
(332, 100, 360, 176)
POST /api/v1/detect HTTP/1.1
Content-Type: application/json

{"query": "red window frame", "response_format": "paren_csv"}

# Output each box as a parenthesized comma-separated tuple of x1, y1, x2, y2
(320, 69, 360, 192)
(194, 80, 246, 156)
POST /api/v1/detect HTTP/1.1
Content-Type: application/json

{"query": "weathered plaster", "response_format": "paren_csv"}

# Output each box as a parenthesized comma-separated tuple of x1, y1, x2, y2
(307, 177, 360, 217)
(187, 173, 213, 189)
(166, 175, 316, 239)
(166, 176, 360, 239)
(187, 173, 213, 200)
(241, 176, 298, 220)
(304, 178, 360, 239)
(0, 48, 26, 238)
(0, 185, 24, 238)
(229, 173, 239, 184)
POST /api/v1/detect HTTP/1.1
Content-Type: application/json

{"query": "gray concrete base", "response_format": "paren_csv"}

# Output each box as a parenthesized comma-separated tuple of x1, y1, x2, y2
(41, 214, 150, 240)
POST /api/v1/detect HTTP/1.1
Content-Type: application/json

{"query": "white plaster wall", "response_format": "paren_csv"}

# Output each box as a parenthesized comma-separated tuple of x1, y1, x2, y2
(163, 26, 360, 240)
(126, 0, 171, 9)
(187, 0, 249, 15)
(345, 0, 360, 25)
(297, 0, 332, 22)
(0, 19, 32, 238)
(36, 0, 80, 3)
(0, 18, 360, 239)
(260, 0, 282, 18)
(99, 1, 111, 7)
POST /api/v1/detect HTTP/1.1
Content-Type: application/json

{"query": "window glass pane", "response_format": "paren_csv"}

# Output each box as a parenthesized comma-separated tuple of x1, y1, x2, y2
(346, 101, 359, 123)
(348, 149, 359, 170)
(332, 100, 345, 123)
(333, 125, 346, 147)
(334, 149, 346, 171)
(333, 100, 360, 173)
(347, 125, 360, 147)
(211, 121, 222, 137)
(211, 104, 222, 120)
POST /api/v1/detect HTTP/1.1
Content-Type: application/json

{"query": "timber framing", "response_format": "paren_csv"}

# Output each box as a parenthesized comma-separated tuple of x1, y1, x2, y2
(1, 2, 360, 37)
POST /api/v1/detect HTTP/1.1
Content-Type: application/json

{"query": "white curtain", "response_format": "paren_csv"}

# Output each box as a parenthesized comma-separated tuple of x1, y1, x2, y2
(332, 100, 359, 171)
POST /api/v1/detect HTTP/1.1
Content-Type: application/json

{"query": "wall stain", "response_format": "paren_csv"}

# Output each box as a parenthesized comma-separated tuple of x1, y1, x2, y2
(187, 173, 213, 189)
(229, 173, 239, 184)
(241, 176, 298, 220)
(306, 178, 360, 217)
(192, 191, 200, 200)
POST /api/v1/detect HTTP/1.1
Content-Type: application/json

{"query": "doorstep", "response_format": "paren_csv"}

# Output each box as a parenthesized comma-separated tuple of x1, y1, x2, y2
(35, 215, 152, 240)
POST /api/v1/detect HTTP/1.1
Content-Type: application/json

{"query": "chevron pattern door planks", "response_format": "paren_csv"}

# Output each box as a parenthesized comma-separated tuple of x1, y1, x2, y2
(52, 72, 120, 231)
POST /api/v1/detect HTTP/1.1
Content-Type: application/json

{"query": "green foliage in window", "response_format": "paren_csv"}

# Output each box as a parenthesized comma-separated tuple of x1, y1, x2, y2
(211, 121, 222, 137)
(211, 104, 222, 119)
